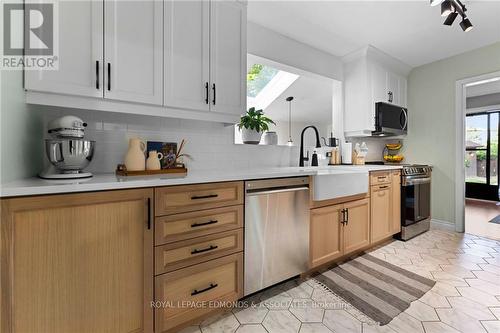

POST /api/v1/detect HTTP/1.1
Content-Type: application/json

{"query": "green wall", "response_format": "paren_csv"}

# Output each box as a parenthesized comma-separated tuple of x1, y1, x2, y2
(404, 42, 500, 226)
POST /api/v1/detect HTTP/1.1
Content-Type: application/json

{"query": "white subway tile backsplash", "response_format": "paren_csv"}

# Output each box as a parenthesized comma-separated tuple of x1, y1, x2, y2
(39, 108, 296, 174)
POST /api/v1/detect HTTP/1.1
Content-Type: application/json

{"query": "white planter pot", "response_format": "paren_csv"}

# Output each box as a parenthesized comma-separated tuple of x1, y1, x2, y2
(241, 128, 262, 144)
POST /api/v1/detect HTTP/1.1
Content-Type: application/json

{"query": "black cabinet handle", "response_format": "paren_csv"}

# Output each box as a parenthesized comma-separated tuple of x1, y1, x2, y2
(147, 198, 151, 230)
(191, 194, 218, 200)
(96, 61, 99, 90)
(205, 82, 209, 104)
(341, 209, 346, 225)
(191, 245, 218, 255)
(191, 283, 218, 296)
(191, 220, 218, 228)
(107, 63, 111, 91)
(212, 83, 216, 105)
(346, 208, 349, 225)
(379, 185, 389, 189)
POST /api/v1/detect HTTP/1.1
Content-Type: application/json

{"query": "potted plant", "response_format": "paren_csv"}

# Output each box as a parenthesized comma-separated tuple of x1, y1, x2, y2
(237, 107, 276, 144)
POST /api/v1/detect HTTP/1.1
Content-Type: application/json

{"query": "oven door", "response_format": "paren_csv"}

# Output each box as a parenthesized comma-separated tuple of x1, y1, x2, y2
(401, 176, 431, 226)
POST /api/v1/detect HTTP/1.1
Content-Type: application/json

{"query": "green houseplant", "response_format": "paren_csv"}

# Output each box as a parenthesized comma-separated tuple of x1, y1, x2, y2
(238, 107, 276, 144)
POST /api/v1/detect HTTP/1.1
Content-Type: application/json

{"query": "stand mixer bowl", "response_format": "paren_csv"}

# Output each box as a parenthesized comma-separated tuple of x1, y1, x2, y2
(45, 139, 95, 173)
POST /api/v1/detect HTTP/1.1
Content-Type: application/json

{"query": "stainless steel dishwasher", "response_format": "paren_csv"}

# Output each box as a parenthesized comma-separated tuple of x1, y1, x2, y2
(244, 177, 310, 296)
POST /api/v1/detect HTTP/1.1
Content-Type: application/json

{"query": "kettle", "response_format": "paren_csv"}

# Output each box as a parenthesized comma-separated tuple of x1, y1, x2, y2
(321, 132, 338, 147)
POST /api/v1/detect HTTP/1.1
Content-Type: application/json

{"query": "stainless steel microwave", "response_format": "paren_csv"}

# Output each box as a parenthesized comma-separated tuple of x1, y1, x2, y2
(372, 102, 408, 136)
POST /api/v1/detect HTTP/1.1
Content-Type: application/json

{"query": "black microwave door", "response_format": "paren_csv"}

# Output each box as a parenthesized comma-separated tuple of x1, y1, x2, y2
(376, 103, 407, 132)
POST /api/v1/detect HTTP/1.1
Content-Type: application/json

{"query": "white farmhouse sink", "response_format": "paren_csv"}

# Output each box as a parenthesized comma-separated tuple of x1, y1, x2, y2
(311, 168, 369, 201)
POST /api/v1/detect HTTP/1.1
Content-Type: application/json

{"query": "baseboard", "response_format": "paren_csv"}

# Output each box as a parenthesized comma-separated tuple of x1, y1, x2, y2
(430, 219, 456, 231)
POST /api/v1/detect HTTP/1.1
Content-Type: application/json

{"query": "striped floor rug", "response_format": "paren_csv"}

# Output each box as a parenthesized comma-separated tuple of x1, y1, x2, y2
(314, 253, 436, 325)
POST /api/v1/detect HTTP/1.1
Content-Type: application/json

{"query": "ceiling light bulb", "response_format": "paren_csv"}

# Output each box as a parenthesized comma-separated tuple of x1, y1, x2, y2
(441, 0, 455, 17)
(430, 0, 444, 6)
(443, 11, 458, 25)
(460, 17, 473, 31)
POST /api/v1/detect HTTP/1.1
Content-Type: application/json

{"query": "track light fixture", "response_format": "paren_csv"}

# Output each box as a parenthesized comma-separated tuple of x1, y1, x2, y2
(441, 0, 454, 17)
(460, 17, 473, 32)
(431, 0, 473, 32)
(443, 11, 458, 25)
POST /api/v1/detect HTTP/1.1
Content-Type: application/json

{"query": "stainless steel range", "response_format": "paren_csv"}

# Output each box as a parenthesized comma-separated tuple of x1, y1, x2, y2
(399, 165, 432, 240)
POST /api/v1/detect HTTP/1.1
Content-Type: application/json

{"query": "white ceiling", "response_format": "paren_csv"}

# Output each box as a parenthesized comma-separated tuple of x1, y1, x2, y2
(263, 75, 333, 123)
(247, 0, 500, 67)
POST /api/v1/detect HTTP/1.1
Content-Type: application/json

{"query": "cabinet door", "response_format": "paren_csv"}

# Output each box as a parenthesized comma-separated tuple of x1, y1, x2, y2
(104, 0, 163, 105)
(164, 0, 210, 111)
(310, 204, 343, 268)
(387, 71, 400, 105)
(391, 171, 402, 234)
(370, 184, 393, 243)
(1, 189, 153, 333)
(371, 63, 388, 104)
(25, 0, 103, 98)
(209, 0, 246, 115)
(343, 198, 370, 254)
(399, 76, 408, 107)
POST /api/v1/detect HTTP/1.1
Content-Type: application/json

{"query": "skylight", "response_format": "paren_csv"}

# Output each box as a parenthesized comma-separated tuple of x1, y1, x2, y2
(247, 64, 299, 111)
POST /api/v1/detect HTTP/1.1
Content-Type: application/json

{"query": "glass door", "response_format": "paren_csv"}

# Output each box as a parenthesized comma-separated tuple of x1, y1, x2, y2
(465, 111, 499, 201)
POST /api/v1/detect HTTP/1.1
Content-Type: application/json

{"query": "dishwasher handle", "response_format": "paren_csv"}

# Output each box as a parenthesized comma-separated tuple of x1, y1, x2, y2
(246, 186, 309, 196)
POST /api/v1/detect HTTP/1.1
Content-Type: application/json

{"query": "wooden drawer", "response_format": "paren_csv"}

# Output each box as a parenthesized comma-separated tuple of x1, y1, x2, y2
(155, 205, 243, 245)
(155, 181, 244, 216)
(155, 229, 243, 274)
(155, 253, 243, 333)
(370, 171, 391, 185)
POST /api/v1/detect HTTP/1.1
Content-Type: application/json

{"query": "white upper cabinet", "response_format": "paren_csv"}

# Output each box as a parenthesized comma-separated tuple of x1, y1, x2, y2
(343, 45, 410, 137)
(164, 0, 246, 116)
(209, 0, 247, 115)
(104, 0, 163, 105)
(24, 0, 246, 123)
(25, 1, 103, 98)
(164, 0, 210, 111)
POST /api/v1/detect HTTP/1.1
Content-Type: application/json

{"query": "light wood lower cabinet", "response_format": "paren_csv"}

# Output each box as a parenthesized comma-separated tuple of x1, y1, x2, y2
(370, 183, 393, 243)
(309, 198, 370, 268)
(370, 170, 402, 243)
(310, 204, 344, 268)
(343, 198, 370, 254)
(155, 253, 243, 333)
(1, 189, 154, 333)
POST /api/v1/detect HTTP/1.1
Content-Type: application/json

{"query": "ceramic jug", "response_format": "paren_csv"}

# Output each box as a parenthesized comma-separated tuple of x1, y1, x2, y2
(124, 138, 146, 171)
(146, 150, 163, 170)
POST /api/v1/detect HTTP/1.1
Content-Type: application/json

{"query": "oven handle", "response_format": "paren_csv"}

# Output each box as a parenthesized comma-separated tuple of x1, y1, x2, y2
(402, 177, 431, 186)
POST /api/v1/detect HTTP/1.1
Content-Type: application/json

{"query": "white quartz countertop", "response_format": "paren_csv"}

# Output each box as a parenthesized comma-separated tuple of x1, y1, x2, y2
(0, 165, 402, 198)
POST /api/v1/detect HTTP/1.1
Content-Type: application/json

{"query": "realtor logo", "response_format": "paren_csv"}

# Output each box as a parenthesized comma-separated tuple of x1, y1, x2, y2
(1, 1, 58, 70)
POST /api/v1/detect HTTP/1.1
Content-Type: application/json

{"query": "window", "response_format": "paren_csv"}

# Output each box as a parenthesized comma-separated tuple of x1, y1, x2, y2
(246, 64, 299, 111)
(465, 111, 500, 201)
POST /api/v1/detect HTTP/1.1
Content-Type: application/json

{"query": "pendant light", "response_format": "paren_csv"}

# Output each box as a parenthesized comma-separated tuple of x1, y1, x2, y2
(286, 96, 294, 146)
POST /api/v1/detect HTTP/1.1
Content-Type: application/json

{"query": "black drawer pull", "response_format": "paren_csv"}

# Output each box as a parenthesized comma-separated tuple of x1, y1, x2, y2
(191, 220, 218, 228)
(191, 283, 218, 296)
(379, 185, 389, 189)
(191, 245, 218, 255)
(190, 194, 218, 200)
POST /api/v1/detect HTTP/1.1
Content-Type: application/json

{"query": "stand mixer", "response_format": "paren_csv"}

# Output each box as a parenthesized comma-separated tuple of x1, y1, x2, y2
(39, 116, 95, 179)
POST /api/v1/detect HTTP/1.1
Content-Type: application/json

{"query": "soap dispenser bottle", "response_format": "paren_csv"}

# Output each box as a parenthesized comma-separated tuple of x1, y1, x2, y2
(311, 150, 318, 167)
